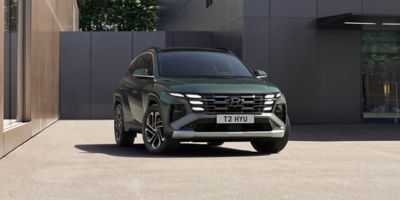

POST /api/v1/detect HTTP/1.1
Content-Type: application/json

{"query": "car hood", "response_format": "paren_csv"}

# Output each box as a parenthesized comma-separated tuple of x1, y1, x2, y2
(156, 77, 281, 94)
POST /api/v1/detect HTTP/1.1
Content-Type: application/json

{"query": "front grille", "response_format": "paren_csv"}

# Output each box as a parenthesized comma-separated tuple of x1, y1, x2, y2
(201, 94, 272, 114)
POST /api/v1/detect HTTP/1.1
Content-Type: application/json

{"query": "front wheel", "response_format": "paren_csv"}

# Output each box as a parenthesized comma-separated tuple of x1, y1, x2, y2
(251, 118, 290, 154)
(142, 104, 179, 154)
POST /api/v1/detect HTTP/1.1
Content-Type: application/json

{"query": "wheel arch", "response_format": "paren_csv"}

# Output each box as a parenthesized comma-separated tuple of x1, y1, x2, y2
(147, 93, 161, 109)
(114, 93, 123, 107)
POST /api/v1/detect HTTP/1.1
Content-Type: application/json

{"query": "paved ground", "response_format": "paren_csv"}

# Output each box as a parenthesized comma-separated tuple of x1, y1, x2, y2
(0, 121, 399, 200)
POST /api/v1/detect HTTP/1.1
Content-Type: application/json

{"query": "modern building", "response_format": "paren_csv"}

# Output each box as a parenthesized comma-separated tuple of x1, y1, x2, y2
(1, 0, 79, 157)
(157, 0, 400, 124)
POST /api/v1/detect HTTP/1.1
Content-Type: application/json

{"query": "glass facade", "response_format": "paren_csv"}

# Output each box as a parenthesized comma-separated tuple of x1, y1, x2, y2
(3, 0, 19, 128)
(362, 31, 400, 122)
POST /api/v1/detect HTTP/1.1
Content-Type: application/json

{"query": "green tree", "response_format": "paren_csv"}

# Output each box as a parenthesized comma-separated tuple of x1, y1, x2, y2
(77, 0, 156, 31)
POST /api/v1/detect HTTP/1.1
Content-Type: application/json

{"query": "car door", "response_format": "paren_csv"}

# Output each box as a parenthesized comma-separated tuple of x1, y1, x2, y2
(129, 53, 155, 123)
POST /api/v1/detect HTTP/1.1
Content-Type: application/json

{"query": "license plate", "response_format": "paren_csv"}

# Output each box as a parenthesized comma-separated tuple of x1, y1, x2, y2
(217, 115, 255, 124)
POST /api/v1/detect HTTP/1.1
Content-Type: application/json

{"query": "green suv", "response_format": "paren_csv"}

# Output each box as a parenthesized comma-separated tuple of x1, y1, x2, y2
(114, 48, 289, 154)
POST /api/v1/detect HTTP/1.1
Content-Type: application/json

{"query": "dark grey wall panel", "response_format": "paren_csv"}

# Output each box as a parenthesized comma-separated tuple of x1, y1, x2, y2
(133, 32, 166, 57)
(173, 1, 195, 30)
(244, 0, 269, 17)
(212, 0, 243, 31)
(157, 0, 191, 28)
(60, 32, 91, 119)
(242, 17, 269, 71)
(61, 31, 201, 119)
(318, 0, 362, 17)
(316, 31, 362, 123)
(91, 32, 133, 118)
(270, 18, 318, 123)
(270, 0, 317, 18)
(214, 19, 243, 57)
(363, 0, 400, 15)
(159, 0, 244, 32)
(167, 31, 214, 48)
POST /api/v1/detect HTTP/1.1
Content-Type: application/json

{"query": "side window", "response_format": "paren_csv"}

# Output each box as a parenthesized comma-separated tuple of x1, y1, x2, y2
(129, 57, 141, 74)
(142, 54, 154, 75)
(130, 53, 154, 76)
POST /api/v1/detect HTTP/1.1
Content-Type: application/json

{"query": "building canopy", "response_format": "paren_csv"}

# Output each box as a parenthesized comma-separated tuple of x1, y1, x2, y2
(318, 13, 400, 30)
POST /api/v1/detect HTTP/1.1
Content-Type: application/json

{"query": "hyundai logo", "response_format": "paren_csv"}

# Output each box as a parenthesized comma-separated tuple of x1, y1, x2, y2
(228, 97, 244, 108)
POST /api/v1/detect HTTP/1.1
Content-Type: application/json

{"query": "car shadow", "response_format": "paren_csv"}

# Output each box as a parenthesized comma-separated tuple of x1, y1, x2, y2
(74, 143, 264, 158)
(291, 124, 400, 141)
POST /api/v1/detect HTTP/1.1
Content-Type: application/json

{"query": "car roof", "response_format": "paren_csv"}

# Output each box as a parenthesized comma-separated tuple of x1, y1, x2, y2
(145, 47, 232, 54)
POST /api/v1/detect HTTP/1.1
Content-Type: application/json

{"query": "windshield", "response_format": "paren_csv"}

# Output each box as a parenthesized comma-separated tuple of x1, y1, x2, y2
(158, 51, 254, 77)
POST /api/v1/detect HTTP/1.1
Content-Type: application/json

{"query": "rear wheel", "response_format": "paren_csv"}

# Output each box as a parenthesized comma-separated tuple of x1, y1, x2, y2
(251, 118, 290, 154)
(142, 104, 179, 154)
(114, 104, 135, 146)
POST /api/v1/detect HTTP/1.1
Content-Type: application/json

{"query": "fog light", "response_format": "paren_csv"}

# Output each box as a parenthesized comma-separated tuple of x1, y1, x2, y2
(170, 105, 185, 122)
(192, 107, 205, 112)
(274, 104, 286, 122)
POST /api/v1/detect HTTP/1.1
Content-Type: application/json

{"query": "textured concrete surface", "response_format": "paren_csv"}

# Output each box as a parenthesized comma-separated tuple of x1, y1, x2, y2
(0, 121, 399, 200)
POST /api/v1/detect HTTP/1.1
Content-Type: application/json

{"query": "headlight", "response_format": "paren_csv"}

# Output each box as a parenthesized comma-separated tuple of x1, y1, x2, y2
(265, 94, 275, 99)
(168, 92, 203, 99)
(168, 92, 205, 112)
(186, 94, 202, 99)
(168, 92, 185, 98)
(189, 101, 203, 105)
(192, 107, 205, 112)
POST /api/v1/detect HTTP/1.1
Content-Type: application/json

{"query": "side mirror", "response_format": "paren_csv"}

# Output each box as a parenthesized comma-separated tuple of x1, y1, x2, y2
(254, 69, 268, 80)
(133, 68, 154, 78)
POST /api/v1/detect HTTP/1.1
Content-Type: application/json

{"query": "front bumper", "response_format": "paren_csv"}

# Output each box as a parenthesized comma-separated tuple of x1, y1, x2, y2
(170, 113, 286, 140)
(172, 130, 285, 139)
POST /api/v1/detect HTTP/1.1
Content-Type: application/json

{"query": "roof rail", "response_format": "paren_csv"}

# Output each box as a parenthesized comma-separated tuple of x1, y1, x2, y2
(144, 47, 160, 52)
(215, 47, 234, 55)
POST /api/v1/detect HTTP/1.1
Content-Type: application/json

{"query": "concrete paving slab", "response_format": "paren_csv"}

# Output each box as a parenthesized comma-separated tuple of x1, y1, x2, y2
(0, 121, 399, 200)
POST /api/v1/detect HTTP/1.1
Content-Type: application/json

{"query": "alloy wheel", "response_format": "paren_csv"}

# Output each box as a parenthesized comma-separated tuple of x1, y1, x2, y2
(144, 111, 165, 148)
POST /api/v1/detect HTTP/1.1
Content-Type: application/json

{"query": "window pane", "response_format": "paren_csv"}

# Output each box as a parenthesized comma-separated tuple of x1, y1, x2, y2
(362, 31, 400, 121)
(4, 0, 19, 128)
(143, 54, 153, 75)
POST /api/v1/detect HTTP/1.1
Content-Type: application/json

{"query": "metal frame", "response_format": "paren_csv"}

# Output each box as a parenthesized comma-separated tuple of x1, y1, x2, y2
(5, 0, 31, 124)
(0, 0, 5, 157)
(23, 0, 31, 122)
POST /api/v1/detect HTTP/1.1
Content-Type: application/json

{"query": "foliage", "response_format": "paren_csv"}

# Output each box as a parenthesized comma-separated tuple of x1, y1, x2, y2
(77, 0, 157, 31)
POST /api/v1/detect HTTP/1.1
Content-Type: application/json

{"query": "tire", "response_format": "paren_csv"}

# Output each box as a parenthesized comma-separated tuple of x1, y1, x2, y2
(207, 141, 224, 146)
(114, 104, 136, 146)
(142, 104, 179, 154)
(251, 118, 290, 154)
